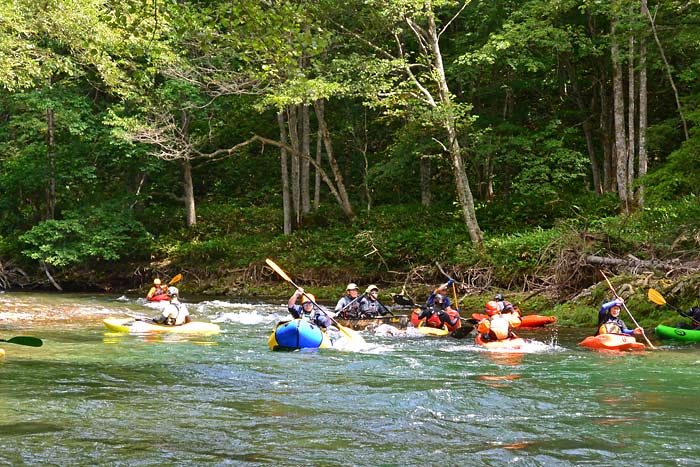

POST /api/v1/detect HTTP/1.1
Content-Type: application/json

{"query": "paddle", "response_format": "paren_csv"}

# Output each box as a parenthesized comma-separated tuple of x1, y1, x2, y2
(168, 273, 182, 285)
(0, 336, 43, 347)
(337, 293, 364, 315)
(648, 288, 700, 327)
(265, 258, 365, 344)
(600, 270, 656, 349)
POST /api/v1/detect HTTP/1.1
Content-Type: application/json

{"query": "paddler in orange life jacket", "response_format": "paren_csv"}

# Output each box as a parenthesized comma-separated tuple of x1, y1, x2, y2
(146, 278, 167, 300)
(417, 280, 459, 328)
(289, 288, 332, 329)
(596, 298, 643, 336)
(477, 300, 517, 342)
(494, 293, 522, 328)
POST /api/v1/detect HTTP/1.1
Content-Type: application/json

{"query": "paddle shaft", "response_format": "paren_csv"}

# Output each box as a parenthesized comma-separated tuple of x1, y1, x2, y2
(600, 271, 656, 349)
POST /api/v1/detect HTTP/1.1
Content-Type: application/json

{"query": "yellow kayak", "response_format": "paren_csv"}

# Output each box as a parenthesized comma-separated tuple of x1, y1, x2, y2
(416, 321, 450, 336)
(103, 318, 220, 335)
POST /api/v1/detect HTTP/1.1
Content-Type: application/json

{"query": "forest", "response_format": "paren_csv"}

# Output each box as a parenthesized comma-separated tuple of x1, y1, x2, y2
(1, 0, 699, 320)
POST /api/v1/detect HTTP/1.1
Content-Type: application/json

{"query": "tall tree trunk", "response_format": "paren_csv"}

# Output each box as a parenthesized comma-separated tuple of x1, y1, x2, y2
(627, 34, 636, 205)
(314, 125, 322, 210)
(278, 111, 292, 235)
(644, 4, 689, 140)
(424, 10, 482, 242)
(611, 21, 629, 213)
(301, 104, 311, 214)
(287, 105, 301, 225)
(46, 108, 56, 220)
(180, 110, 196, 227)
(420, 156, 431, 207)
(313, 99, 355, 219)
(637, 0, 649, 207)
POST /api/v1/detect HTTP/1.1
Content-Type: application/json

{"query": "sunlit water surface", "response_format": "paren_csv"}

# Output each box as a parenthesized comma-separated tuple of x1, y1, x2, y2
(0, 291, 699, 466)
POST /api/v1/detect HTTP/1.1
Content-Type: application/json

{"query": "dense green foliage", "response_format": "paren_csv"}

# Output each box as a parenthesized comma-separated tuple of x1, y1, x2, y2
(1, 0, 699, 320)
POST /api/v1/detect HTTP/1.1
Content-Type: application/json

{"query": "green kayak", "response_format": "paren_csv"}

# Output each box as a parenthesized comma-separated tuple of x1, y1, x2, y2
(655, 324, 700, 342)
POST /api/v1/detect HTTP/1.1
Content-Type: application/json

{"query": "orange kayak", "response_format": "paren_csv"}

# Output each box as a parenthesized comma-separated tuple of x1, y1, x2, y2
(475, 333, 527, 351)
(578, 334, 645, 352)
(471, 313, 556, 327)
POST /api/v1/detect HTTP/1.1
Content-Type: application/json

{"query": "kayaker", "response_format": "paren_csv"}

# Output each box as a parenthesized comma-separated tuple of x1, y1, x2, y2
(289, 288, 332, 329)
(678, 305, 700, 330)
(417, 281, 459, 328)
(146, 278, 167, 300)
(477, 300, 516, 342)
(494, 293, 522, 328)
(335, 283, 361, 319)
(359, 285, 393, 318)
(152, 286, 191, 326)
(596, 298, 642, 336)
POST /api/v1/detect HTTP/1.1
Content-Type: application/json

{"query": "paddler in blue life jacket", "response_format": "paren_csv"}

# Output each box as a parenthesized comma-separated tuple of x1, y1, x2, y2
(152, 286, 191, 326)
(289, 288, 332, 329)
(334, 283, 361, 319)
(596, 298, 643, 336)
(417, 280, 459, 328)
(477, 300, 516, 341)
(359, 285, 393, 318)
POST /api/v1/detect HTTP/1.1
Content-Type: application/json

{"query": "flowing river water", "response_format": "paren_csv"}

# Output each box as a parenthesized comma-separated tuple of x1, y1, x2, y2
(0, 291, 698, 466)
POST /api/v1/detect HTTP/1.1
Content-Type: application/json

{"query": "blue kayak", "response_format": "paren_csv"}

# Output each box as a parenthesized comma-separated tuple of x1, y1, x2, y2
(268, 319, 332, 350)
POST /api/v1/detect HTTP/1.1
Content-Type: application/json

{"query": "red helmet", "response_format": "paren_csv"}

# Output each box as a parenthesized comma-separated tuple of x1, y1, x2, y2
(485, 300, 500, 316)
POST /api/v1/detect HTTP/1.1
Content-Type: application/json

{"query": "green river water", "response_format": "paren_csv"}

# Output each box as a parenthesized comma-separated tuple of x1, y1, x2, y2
(0, 291, 699, 466)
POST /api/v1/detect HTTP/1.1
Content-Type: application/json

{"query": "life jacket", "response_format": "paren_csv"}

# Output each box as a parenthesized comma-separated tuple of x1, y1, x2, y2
(598, 322, 621, 335)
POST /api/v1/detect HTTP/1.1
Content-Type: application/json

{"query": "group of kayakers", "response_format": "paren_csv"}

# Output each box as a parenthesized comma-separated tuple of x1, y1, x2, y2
(333, 283, 393, 319)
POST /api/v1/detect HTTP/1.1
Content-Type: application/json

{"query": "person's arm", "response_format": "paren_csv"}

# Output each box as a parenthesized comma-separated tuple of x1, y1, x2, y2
(146, 287, 156, 299)
(288, 289, 303, 309)
(334, 297, 347, 312)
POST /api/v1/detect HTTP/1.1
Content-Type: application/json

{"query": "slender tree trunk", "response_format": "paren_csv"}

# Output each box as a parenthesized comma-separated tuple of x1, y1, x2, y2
(278, 112, 292, 235)
(313, 99, 355, 219)
(644, 4, 689, 140)
(627, 34, 636, 205)
(425, 11, 482, 242)
(301, 104, 311, 214)
(637, 0, 649, 207)
(611, 21, 629, 213)
(180, 110, 196, 227)
(46, 108, 56, 220)
(287, 105, 301, 225)
(314, 126, 322, 210)
(420, 156, 431, 207)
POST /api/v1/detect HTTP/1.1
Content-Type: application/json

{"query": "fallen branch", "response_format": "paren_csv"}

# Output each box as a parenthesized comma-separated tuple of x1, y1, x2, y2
(586, 255, 700, 274)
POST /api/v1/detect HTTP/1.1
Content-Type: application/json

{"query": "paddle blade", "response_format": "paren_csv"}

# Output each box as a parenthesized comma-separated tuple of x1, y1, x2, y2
(336, 324, 366, 345)
(265, 258, 292, 283)
(168, 273, 182, 285)
(1, 336, 43, 347)
(648, 288, 667, 306)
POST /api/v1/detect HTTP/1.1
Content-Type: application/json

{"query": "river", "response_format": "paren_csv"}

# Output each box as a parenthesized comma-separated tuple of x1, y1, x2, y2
(0, 291, 697, 466)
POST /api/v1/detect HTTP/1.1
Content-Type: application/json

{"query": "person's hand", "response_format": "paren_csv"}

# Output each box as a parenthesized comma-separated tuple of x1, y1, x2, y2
(616, 298, 624, 305)
(633, 327, 643, 335)
(447, 278, 455, 286)
(296, 288, 304, 296)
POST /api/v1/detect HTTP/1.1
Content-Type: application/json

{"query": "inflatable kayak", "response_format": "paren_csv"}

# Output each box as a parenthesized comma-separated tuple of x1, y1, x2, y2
(417, 321, 450, 336)
(269, 319, 332, 350)
(335, 314, 410, 331)
(578, 334, 645, 351)
(655, 324, 700, 342)
(475, 333, 527, 351)
(471, 313, 556, 327)
(147, 294, 170, 302)
(103, 318, 220, 335)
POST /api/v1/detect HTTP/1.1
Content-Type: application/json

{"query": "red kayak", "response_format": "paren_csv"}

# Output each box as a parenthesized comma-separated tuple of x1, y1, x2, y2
(475, 333, 527, 351)
(147, 294, 170, 302)
(471, 313, 556, 328)
(411, 309, 462, 332)
(578, 334, 645, 352)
